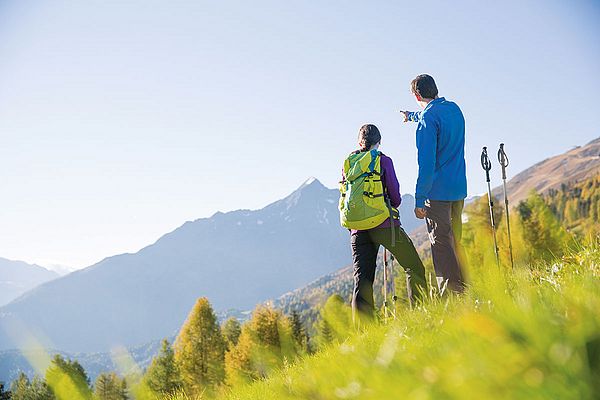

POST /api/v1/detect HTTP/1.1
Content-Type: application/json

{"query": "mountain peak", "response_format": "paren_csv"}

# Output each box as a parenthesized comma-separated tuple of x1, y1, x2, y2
(261, 177, 334, 214)
(298, 177, 325, 191)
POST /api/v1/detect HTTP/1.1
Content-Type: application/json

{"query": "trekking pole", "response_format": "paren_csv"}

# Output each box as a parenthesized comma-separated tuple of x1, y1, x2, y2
(388, 253, 397, 319)
(498, 143, 515, 270)
(481, 147, 500, 267)
(382, 249, 389, 323)
(382, 250, 397, 324)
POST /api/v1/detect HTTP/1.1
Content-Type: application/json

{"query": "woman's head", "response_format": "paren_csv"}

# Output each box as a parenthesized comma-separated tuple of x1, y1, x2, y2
(358, 124, 381, 151)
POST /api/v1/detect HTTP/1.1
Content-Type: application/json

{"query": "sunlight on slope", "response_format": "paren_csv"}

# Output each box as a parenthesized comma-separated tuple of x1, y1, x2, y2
(215, 246, 600, 400)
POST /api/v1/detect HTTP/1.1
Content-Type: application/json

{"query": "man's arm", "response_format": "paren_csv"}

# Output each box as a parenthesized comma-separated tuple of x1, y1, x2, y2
(415, 113, 438, 209)
(400, 111, 421, 122)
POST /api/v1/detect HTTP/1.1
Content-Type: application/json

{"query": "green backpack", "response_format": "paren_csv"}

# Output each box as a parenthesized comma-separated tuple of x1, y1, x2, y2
(339, 150, 399, 231)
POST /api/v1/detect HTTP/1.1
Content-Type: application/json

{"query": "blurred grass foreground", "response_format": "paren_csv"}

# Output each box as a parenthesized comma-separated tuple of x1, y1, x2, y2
(206, 244, 600, 400)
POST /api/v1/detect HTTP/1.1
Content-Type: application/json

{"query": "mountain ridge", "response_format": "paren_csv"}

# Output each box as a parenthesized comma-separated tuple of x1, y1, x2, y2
(491, 137, 600, 205)
(0, 178, 419, 353)
(0, 258, 58, 307)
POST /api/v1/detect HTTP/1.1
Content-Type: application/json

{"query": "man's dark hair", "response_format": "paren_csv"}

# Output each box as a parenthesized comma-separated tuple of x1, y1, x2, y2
(358, 124, 381, 151)
(411, 74, 438, 99)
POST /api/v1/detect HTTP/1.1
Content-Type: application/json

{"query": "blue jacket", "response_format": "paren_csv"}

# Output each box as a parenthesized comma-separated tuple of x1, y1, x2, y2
(407, 97, 467, 208)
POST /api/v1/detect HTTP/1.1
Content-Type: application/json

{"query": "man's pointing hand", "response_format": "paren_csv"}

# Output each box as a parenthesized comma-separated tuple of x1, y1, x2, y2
(398, 110, 409, 123)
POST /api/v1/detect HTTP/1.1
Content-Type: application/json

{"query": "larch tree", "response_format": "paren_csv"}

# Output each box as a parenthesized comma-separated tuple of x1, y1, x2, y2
(10, 373, 30, 400)
(221, 317, 242, 351)
(224, 326, 255, 387)
(143, 339, 182, 397)
(316, 317, 334, 349)
(93, 372, 127, 400)
(316, 294, 352, 349)
(174, 297, 225, 395)
(11, 373, 54, 400)
(45, 355, 92, 400)
(225, 305, 297, 386)
(517, 193, 570, 262)
(289, 310, 309, 353)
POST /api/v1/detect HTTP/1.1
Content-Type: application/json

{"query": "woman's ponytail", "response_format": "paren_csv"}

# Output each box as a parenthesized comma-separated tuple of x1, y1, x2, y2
(358, 124, 381, 151)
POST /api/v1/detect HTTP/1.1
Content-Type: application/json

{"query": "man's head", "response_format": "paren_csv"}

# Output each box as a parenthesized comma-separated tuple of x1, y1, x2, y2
(358, 124, 381, 151)
(410, 74, 438, 108)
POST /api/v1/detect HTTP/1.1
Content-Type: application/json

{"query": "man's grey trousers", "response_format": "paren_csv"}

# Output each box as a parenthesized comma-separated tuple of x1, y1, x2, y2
(425, 200, 466, 293)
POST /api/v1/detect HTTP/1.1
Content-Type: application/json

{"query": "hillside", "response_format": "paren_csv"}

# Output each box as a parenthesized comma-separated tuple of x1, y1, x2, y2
(491, 137, 600, 205)
(544, 174, 600, 236)
(219, 245, 600, 400)
(0, 258, 58, 307)
(0, 179, 420, 354)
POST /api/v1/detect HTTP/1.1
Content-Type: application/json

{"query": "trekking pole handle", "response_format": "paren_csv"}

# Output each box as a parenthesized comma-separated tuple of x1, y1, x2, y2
(498, 143, 509, 180)
(481, 147, 492, 183)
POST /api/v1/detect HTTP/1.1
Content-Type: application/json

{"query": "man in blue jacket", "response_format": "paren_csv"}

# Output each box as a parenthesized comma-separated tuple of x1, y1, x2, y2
(400, 74, 467, 293)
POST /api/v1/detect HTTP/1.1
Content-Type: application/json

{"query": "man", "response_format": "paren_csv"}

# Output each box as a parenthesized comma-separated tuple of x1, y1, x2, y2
(400, 74, 467, 293)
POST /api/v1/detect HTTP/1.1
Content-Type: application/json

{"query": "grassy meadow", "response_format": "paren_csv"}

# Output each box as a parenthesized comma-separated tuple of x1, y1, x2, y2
(199, 243, 600, 400)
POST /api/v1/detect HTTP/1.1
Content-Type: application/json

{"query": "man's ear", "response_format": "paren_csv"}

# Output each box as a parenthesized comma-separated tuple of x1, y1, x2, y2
(415, 93, 423, 102)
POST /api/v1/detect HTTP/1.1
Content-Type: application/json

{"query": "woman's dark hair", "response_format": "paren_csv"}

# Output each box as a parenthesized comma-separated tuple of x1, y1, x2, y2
(358, 124, 381, 151)
(411, 74, 438, 99)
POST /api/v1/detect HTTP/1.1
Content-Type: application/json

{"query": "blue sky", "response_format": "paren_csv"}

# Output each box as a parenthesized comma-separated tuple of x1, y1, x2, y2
(1, 0, 599, 269)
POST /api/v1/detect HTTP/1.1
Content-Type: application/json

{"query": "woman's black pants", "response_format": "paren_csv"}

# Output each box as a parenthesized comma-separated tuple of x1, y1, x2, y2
(351, 225, 427, 321)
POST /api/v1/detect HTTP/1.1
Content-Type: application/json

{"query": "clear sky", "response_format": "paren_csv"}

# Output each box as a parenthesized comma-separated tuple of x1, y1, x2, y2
(1, 0, 599, 269)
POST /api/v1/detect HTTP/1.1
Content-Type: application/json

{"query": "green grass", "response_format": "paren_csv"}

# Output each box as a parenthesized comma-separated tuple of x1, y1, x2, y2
(207, 245, 600, 400)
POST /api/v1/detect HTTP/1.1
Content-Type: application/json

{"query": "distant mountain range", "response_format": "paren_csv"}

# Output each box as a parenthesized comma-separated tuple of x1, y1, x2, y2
(0, 178, 420, 354)
(42, 264, 76, 276)
(0, 258, 58, 307)
(0, 339, 164, 385)
(0, 306, 255, 384)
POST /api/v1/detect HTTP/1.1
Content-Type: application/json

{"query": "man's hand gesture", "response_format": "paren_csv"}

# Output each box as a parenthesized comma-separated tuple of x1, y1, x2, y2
(399, 110, 409, 123)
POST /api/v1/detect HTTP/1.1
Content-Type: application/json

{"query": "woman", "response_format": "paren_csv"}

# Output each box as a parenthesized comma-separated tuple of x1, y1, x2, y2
(341, 124, 427, 322)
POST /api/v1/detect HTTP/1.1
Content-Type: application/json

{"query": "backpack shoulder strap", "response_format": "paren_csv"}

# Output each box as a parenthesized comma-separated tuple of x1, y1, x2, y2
(368, 150, 381, 175)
